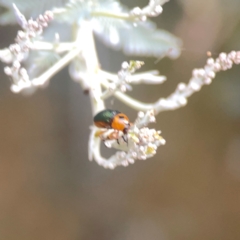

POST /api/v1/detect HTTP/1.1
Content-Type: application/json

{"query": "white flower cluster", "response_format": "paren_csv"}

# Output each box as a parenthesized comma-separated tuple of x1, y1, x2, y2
(130, 0, 169, 21)
(153, 51, 240, 114)
(111, 127, 165, 168)
(89, 110, 166, 169)
(190, 51, 240, 90)
(3, 5, 53, 93)
(101, 61, 144, 99)
(100, 61, 166, 101)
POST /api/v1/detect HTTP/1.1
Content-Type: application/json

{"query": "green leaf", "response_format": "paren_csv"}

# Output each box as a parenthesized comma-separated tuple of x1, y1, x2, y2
(53, 0, 125, 23)
(92, 17, 182, 59)
(54, 0, 182, 59)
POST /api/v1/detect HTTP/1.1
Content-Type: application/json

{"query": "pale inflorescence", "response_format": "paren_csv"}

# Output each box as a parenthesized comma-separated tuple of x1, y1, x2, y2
(190, 51, 240, 89)
(3, 5, 53, 93)
(110, 126, 166, 168)
(101, 61, 145, 99)
(130, 0, 168, 21)
(89, 52, 240, 169)
(89, 110, 166, 169)
(1, 2, 240, 169)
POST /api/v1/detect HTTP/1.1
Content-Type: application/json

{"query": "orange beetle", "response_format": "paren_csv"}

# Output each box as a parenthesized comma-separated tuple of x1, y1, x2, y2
(93, 109, 131, 143)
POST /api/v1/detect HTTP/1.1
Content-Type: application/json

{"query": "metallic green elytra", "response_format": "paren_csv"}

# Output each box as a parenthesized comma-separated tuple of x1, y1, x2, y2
(94, 109, 131, 133)
(93, 109, 121, 129)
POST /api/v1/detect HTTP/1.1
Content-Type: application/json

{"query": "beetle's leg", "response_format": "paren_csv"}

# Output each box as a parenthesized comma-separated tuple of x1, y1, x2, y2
(110, 131, 120, 145)
(122, 135, 128, 145)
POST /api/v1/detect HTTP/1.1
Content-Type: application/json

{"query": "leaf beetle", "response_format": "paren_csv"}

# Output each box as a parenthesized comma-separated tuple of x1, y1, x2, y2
(93, 109, 131, 143)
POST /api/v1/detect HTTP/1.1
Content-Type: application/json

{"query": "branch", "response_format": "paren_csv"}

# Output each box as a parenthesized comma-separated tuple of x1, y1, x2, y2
(91, 0, 168, 22)
(100, 51, 240, 115)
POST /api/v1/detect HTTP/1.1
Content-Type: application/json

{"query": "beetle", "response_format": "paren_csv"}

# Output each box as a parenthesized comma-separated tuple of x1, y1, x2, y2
(93, 109, 131, 143)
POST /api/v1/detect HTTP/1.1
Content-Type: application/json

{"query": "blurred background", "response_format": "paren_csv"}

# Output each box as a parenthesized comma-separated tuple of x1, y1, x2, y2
(0, 0, 240, 239)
